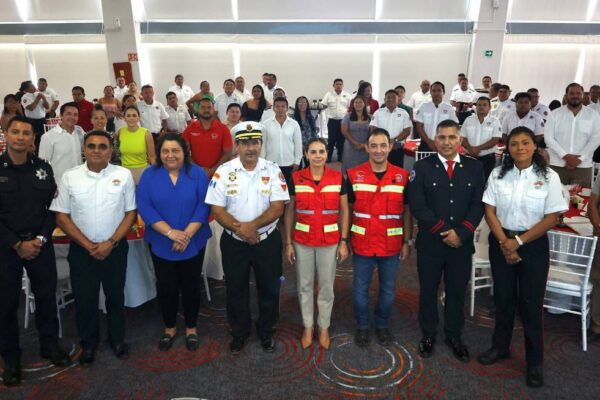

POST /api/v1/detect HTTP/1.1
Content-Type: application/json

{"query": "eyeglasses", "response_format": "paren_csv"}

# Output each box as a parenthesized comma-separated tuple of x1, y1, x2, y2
(85, 143, 109, 150)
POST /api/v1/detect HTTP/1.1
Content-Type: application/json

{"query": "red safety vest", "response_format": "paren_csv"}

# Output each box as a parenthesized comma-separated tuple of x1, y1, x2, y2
(347, 162, 408, 256)
(292, 166, 342, 247)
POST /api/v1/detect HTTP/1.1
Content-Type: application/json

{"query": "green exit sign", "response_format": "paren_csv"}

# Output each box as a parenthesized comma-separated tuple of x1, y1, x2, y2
(484, 50, 493, 57)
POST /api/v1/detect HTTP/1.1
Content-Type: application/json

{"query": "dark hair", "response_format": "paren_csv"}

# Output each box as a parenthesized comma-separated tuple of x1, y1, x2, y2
(92, 104, 107, 116)
(499, 84, 510, 91)
(60, 101, 79, 115)
(514, 92, 531, 102)
(6, 115, 32, 131)
(262, 72, 270, 77)
(3, 94, 20, 114)
(227, 103, 242, 112)
(498, 126, 547, 180)
(384, 89, 398, 97)
(141, 84, 153, 91)
(166, 91, 176, 99)
(356, 81, 373, 98)
(565, 82, 583, 94)
(72, 86, 85, 94)
(174, 74, 183, 80)
(155, 133, 192, 174)
(350, 95, 370, 121)
(490, 83, 502, 91)
(123, 105, 140, 116)
(251, 84, 267, 111)
(270, 73, 277, 81)
(273, 88, 286, 97)
(369, 127, 391, 142)
(19, 80, 33, 92)
(200, 81, 210, 89)
(459, 77, 469, 82)
(273, 96, 288, 107)
(293, 96, 316, 131)
(527, 88, 539, 94)
(482, 75, 491, 80)
(333, 78, 343, 85)
(590, 84, 600, 91)
(304, 137, 327, 153)
(84, 130, 113, 145)
(197, 97, 214, 106)
(436, 119, 460, 133)
(458, 73, 466, 78)
(431, 81, 445, 93)
(476, 96, 491, 106)
(394, 85, 406, 92)
(548, 100, 562, 110)
(121, 94, 136, 110)
(223, 79, 235, 86)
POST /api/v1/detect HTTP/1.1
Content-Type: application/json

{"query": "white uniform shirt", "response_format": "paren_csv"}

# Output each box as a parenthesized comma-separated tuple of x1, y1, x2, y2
(588, 102, 600, 115)
(165, 105, 191, 134)
(260, 116, 303, 166)
(544, 105, 600, 168)
(39, 88, 59, 106)
(414, 101, 458, 140)
(50, 163, 136, 242)
(452, 82, 475, 92)
(501, 110, 545, 137)
(369, 106, 411, 140)
(461, 114, 502, 156)
(21, 92, 47, 119)
(264, 86, 283, 103)
(450, 89, 476, 104)
(533, 103, 551, 120)
(214, 92, 242, 123)
(235, 89, 253, 103)
(492, 99, 515, 122)
(321, 90, 352, 120)
(205, 157, 290, 235)
(168, 84, 195, 105)
(482, 165, 568, 231)
(407, 90, 431, 111)
(260, 109, 275, 123)
(38, 125, 85, 182)
(114, 85, 128, 100)
(136, 100, 168, 133)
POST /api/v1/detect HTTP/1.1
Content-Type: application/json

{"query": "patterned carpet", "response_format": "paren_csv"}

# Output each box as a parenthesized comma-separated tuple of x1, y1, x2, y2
(1, 246, 599, 400)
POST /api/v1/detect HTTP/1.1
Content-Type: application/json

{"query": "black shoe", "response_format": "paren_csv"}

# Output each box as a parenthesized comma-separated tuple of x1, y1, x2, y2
(419, 337, 435, 358)
(587, 329, 600, 342)
(40, 343, 72, 367)
(261, 336, 276, 353)
(477, 347, 511, 365)
(354, 329, 370, 347)
(79, 347, 95, 368)
(229, 336, 248, 355)
(158, 334, 175, 352)
(445, 337, 470, 363)
(111, 343, 129, 360)
(526, 365, 544, 388)
(186, 334, 199, 352)
(375, 328, 393, 346)
(2, 364, 21, 387)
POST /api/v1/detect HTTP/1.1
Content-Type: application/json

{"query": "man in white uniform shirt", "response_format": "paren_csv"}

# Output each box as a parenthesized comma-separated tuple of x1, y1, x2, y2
(450, 78, 476, 112)
(260, 88, 286, 123)
(113, 77, 128, 100)
(414, 81, 458, 152)
(164, 91, 191, 134)
(137, 85, 168, 141)
(264, 73, 282, 103)
(234, 76, 253, 103)
(370, 89, 411, 167)
(19, 80, 49, 150)
(544, 83, 600, 187)
(321, 78, 352, 162)
(527, 88, 551, 120)
(38, 102, 85, 182)
(407, 80, 431, 111)
(461, 97, 502, 178)
(167, 74, 195, 106)
(451, 73, 475, 93)
(51, 131, 137, 367)
(214, 79, 241, 123)
(261, 96, 302, 185)
(491, 85, 514, 122)
(205, 121, 289, 354)
(588, 85, 600, 114)
(501, 92, 545, 142)
(37, 78, 59, 119)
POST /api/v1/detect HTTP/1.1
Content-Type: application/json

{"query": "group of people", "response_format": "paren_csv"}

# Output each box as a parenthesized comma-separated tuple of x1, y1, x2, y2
(0, 71, 599, 392)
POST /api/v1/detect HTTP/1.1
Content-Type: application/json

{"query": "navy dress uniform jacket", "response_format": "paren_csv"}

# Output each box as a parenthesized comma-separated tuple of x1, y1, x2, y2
(407, 154, 485, 255)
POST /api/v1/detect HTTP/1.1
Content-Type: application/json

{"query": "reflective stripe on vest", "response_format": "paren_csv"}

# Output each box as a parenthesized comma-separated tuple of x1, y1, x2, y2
(387, 227, 403, 236)
(353, 212, 401, 220)
(295, 185, 315, 193)
(322, 210, 339, 215)
(351, 224, 366, 235)
(295, 222, 310, 232)
(324, 224, 338, 233)
(296, 209, 315, 214)
(352, 184, 377, 192)
(321, 185, 341, 193)
(381, 185, 404, 193)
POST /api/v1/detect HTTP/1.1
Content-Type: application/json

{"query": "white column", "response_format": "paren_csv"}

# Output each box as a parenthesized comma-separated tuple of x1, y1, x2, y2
(467, 0, 510, 86)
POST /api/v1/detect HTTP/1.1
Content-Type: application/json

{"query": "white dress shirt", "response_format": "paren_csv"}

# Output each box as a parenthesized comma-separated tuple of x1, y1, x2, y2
(414, 101, 458, 140)
(214, 92, 242, 122)
(39, 88, 59, 105)
(260, 116, 303, 167)
(165, 105, 191, 133)
(483, 165, 568, 231)
(136, 100, 169, 133)
(491, 99, 515, 122)
(407, 90, 431, 111)
(461, 114, 502, 157)
(544, 105, 600, 168)
(263, 86, 283, 103)
(369, 106, 411, 140)
(50, 163, 137, 242)
(168, 84, 195, 105)
(21, 92, 47, 119)
(38, 125, 85, 182)
(321, 90, 352, 120)
(588, 102, 600, 115)
(501, 110, 545, 137)
(114, 86, 129, 100)
(235, 89, 253, 103)
(437, 153, 461, 171)
(450, 89, 476, 104)
(533, 103, 551, 120)
(204, 157, 290, 235)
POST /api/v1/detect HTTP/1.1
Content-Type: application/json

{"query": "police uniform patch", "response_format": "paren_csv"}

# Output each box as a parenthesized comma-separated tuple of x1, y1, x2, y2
(394, 173, 403, 183)
(261, 176, 270, 184)
(226, 189, 238, 195)
(533, 180, 544, 189)
(409, 170, 416, 182)
(35, 169, 47, 180)
(229, 171, 237, 181)
(281, 184, 288, 191)
(278, 172, 285, 182)
(213, 172, 220, 180)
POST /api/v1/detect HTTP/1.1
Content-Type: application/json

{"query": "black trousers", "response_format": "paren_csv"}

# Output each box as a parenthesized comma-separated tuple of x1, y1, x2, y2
(28, 117, 46, 155)
(477, 153, 497, 180)
(388, 145, 404, 168)
(220, 229, 283, 339)
(68, 241, 128, 350)
(327, 119, 344, 162)
(0, 243, 59, 365)
(151, 249, 205, 329)
(489, 233, 549, 366)
(279, 166, 293, 188)
(418, 140, 434, 153)
(417, 250, 472, 340)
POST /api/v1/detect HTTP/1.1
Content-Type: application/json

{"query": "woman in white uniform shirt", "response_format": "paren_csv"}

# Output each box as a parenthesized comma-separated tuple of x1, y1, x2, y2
(478, 126, 568, 388)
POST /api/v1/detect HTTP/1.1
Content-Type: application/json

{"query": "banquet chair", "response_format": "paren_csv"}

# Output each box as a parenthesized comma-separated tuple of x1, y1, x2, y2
(415, 151, 436, 161)
(470, 219, 493, 317)
(544, 231, 597, 351)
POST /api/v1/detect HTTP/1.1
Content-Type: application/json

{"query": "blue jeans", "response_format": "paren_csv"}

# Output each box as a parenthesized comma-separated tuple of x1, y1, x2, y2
(353, 254, 400, 329)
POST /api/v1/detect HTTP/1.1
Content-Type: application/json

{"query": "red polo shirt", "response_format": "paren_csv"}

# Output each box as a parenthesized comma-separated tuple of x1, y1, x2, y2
(77, 99, 94, 132)
(182, 119, 232, 168)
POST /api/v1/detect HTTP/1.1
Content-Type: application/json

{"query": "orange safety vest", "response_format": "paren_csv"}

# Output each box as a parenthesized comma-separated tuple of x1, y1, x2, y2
(347, 162, 408, 256)
(292, 166, 342, 247)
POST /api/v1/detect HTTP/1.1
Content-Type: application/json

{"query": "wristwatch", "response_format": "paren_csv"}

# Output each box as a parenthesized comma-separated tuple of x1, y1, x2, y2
(340, 237, 350, 243)
(514, 235, 524, 247)
(405, 239, 415, 247)
(36, 235, 47, 245)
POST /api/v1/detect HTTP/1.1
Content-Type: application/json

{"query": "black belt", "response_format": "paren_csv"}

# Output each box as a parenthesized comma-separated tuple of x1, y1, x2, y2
(502, 228, 527, 238)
